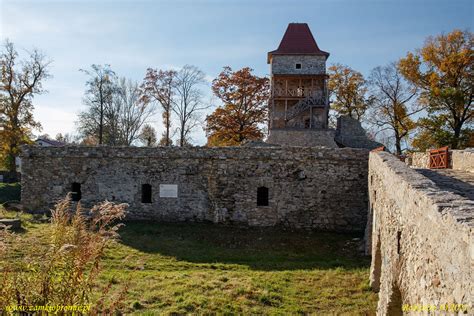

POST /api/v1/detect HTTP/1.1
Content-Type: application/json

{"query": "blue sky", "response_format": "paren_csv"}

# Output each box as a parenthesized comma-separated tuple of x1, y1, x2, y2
(1, 0, 473, 144)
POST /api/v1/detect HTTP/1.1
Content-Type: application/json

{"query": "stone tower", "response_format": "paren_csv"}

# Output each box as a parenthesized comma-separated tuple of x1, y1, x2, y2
(266, 23, 335, 147)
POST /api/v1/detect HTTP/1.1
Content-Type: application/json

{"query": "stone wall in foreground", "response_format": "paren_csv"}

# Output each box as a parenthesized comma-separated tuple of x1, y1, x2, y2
(368, 152, 473, 314)
(21, 146, 369, 231)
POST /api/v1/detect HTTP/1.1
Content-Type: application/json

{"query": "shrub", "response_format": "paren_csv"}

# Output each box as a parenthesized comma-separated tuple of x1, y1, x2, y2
(0, 195, 128, 313)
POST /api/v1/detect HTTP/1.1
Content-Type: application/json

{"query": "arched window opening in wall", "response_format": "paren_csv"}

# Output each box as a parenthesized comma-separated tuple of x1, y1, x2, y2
(257, 187, 269, 206)
(71, 182, 81, 201)
(142, 184, 152, 203)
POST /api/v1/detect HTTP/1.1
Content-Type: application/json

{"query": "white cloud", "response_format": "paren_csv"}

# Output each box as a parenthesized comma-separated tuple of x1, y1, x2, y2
(33, 104, 77, 137)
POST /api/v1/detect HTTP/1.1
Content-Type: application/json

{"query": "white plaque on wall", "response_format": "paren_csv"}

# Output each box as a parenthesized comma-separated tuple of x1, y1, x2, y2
(159, 184, 178, 198)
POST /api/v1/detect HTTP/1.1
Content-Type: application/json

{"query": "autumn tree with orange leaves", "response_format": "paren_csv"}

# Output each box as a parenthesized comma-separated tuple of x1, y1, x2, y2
(205, 67, 270, 146)
(0, 40, 50, 171)
(328, 64, 372, 121)
(399, 29, 473, 149)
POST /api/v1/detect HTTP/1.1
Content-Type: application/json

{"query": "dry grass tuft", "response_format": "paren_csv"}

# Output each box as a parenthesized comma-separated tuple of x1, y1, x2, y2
(0, 195, 127, 313)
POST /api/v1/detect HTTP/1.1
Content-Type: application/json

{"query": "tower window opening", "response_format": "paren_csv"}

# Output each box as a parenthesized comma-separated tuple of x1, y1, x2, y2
(257, 186, 269, 206)
(142, 184, 152, 203)
(295, 63, 302, 69)
(71, 182, 81, 201)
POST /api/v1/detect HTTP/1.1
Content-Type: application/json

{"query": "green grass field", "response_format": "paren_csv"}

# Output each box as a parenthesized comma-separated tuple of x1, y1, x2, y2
(103, 223, 377, 314)
(1, 183, 377, 314)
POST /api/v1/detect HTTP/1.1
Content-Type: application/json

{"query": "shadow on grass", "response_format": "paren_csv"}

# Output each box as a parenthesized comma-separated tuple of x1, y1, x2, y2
(0, 182, 21, 204)
(118, 221, 370, 271)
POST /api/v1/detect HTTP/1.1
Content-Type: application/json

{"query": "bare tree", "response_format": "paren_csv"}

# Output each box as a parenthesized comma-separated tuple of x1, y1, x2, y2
(173, 65, 208, 146)
(141, 69, 176, 146)
(113, 77, 156, 145)
(78, 70, 155, 146)
(0, 40, 50, 171)
(78, 64, 116, 145)
(368, 62, 419, 155)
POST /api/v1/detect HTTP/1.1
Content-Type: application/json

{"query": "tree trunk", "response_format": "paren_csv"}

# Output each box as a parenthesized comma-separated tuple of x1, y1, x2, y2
(165, 108, 170, 146)
(395, 138, 402, 156)
(99, 103, 103, 145)
(392, 126, 402, 155)
(180, 121, 185, 147)
(7, 152, 16, 172)
(452, 123, 462, 149)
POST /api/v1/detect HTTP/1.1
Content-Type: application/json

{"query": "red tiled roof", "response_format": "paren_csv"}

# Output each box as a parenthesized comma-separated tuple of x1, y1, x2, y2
(268, 23, 329, 63)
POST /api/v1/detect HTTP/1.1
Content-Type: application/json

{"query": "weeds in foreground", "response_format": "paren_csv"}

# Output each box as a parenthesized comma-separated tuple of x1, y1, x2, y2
(0, 196, 127, 313)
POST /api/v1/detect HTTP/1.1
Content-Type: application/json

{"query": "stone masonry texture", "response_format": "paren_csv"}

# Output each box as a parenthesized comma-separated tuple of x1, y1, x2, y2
(334, 116, 384, 150)
(20, 146, 369, 232)
(406, 151, 429, 168)
(452, 149, 474, 173)
(266, 129, 337, 148)
(271, 55, 326, 75)
(367, 152, 473, 314)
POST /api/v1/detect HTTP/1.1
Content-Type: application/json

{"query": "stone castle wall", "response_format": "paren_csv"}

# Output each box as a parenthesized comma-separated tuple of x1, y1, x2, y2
(452, 149, 474, 172)
(271, 55, 326, 75)
(21, 146, 369, 231)
(407, 151, 429, 168)
(266, 129, 337, 147)
(334, 116, 383, 150)
(367, 152, 473, 314)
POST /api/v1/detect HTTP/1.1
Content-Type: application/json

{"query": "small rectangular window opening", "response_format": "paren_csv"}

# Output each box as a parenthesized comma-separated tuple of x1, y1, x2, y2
(295, 63, 302, 69)
(71, 182, 81, 201)
(257, 186, 269, 206)
(142, 184, 152, 203)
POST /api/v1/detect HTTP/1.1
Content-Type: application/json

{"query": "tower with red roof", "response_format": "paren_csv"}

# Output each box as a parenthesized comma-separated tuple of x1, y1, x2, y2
(267, 23, 330, 133)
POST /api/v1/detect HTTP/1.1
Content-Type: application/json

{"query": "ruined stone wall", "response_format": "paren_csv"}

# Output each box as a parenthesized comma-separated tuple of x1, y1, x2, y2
(368, 152, 473, 314)
(271, 55, 326, 75)
(452, 149, 474, 172)
(21, 146, 369, 231)
(266, 129, 337, 148)
(406, 151, 429, 168)
(334, 116, 384, 150)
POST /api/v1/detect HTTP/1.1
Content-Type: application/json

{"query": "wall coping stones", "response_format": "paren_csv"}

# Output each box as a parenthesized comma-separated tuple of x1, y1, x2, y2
(20, 145, 369, 160)
(372, 152, 473, 230)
